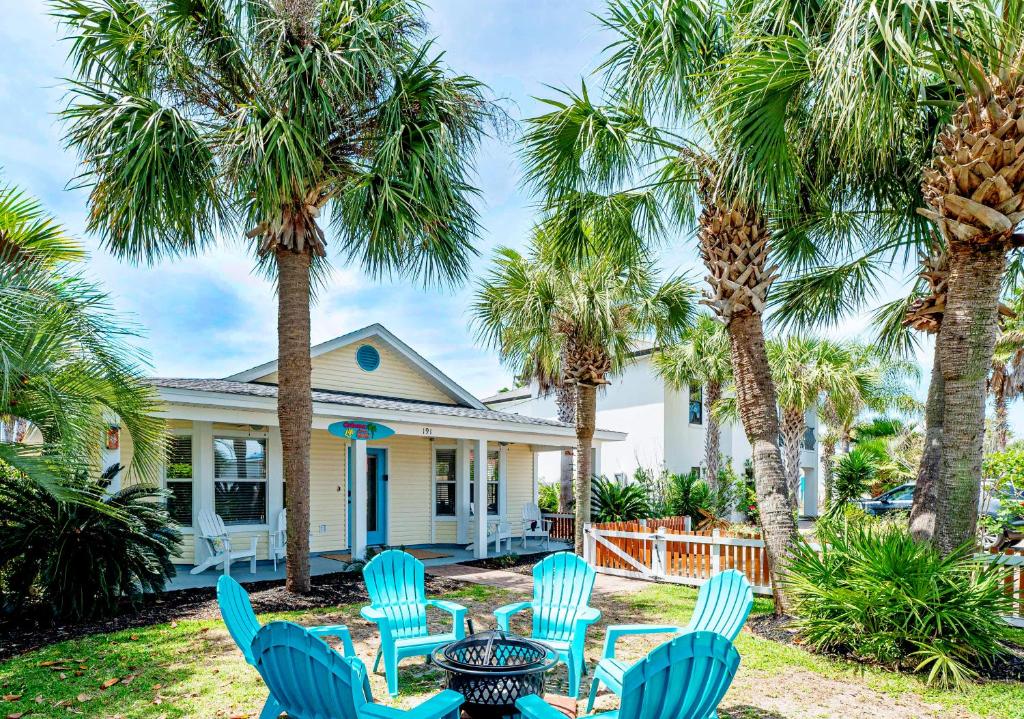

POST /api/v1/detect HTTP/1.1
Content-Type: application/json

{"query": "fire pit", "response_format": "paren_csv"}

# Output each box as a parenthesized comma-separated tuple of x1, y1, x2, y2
(431, 630, 558, 719)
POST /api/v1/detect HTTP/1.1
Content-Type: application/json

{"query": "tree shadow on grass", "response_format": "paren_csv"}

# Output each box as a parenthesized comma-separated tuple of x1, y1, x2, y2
(719, 705, 791, 719)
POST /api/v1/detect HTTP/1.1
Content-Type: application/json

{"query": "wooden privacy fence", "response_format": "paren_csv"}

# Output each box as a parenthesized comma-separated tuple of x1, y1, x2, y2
(584, 520, 1024, 623)
(542, 513, 575, 542)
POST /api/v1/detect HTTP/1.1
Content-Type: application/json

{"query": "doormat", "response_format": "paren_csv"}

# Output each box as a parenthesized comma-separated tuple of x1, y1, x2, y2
(322, 548, 452, 563)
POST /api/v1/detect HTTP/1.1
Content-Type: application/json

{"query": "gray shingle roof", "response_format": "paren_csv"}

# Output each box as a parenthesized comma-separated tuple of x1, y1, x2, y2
(150, 377, 575, 430)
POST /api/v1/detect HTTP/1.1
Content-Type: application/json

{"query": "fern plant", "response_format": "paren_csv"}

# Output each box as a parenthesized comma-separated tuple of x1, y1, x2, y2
(0, 464, 181, 621)
(590, 475, 649, 522)
(785, 521, 1013, 687)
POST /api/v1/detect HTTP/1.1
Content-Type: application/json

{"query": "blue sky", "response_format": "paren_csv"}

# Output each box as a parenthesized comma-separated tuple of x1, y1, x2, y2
(3, 0, 1022, 434)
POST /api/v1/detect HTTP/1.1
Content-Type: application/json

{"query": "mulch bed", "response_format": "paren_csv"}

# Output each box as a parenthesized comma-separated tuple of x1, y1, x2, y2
(0, 571, 466, 662)
(459, 551, 552, 576)
(748, 613, 1024, 682)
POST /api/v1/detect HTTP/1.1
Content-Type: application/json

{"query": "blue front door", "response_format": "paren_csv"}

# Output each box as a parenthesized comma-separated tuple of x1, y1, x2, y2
(347, 447, 388, 547)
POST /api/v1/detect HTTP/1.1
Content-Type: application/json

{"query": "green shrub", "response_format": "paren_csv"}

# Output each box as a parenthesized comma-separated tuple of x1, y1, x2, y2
(0, 466, 181, 621)
(668, 470, 711, 518)
(826, 448, 876, 515)
(537, 482, 559, 513)
(591, 475, 649, 522)
(785, 522, 1014, 687)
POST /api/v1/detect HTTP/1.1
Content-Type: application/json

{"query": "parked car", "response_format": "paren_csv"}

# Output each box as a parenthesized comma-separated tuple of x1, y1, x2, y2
(851, 483, 915, 515)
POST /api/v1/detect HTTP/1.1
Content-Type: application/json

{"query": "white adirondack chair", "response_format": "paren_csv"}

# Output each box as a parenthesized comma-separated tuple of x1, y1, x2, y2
(521, 502, 552, 549)
(191, 509, 258, 576)
(466, 502, 512, 554)
(268, 508, 287, 571)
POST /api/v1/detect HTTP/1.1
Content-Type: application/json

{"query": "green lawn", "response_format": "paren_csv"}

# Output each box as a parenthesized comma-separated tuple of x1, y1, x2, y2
(0, 582, 1020, 719)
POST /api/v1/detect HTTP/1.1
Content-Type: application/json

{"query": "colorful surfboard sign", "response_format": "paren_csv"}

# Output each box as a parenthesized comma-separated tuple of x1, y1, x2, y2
(328, 419, 395, 441)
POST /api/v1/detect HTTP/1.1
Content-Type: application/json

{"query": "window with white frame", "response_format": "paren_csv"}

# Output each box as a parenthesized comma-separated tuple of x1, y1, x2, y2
(164, 434, 193, 527)
(470, 450, 500, 515)
(214, 435, 268, 525)
(688, 384, 703, 424)
(434, 447, 457, 516)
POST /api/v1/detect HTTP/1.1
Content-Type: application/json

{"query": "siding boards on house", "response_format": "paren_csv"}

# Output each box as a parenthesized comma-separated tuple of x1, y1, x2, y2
(255, 337, 457, 405)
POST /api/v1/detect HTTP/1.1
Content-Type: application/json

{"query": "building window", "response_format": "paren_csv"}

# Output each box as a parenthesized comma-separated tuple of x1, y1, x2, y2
(214, 436, 268, 525)
(434, 447, 457, 516)
(690, 466, 701, 479)
(356, 344, 380, 372)
(688, 384, 703, 424)
(164, 434, 193, 527)
(802, 426, 816, 451)
(470, 450, 500, 515)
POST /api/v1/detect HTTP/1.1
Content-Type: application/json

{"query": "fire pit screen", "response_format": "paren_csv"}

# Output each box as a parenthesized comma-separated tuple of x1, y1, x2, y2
(432, 630, 557, 719)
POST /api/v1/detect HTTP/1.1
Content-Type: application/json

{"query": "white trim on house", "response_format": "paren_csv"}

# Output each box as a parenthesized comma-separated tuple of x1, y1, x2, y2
(225, 323, 486, 409)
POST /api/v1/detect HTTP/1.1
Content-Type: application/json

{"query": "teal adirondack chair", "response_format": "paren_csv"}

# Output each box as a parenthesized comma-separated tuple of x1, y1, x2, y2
(361, 549, 468, 697)
(586, 569, 753, 712)
(252, 621, 465, 719)
(217, 575, 359, 719)
(517, 632, 739, 719)
(493, 552, 601, 698)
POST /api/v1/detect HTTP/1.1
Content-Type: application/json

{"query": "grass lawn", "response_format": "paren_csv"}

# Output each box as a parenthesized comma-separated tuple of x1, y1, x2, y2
(0, 581, 1020, 719)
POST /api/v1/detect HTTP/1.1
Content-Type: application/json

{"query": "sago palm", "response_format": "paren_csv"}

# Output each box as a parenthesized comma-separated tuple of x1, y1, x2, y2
(473, 236, 696, 554)
(54, 0, 492, 591)
(653, 314, 732, 487)
(0, 182, 162, 494)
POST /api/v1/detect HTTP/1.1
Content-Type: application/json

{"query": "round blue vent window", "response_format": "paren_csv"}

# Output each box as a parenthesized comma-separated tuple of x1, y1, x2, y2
(356, 344, 380, 372)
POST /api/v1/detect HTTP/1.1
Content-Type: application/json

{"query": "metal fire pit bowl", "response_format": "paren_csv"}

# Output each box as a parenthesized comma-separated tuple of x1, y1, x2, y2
(431, 630, 558, 719)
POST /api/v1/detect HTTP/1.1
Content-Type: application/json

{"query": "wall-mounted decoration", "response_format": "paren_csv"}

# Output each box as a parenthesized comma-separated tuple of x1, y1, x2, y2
(328, 419, 395, 441)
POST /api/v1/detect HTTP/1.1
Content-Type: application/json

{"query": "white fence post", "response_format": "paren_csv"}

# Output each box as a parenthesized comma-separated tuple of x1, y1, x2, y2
(583, 523, 594, 564)
(711, 528, 722, 576)
(652, 527, 666, 579)
(684, 515, 692, 532)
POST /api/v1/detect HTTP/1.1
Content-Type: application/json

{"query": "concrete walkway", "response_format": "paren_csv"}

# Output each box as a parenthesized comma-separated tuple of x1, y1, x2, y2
(425, 563, 649, 595)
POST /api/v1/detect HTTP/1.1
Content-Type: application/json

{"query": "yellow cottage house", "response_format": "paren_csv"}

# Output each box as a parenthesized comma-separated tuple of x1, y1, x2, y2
(114, 324, 623, 574)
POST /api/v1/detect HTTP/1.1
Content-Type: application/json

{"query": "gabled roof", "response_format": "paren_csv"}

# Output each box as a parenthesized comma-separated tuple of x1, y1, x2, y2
(225, 323, 485, 410)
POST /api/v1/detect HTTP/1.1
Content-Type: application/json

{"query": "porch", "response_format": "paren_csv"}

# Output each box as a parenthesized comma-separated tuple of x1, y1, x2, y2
(166, 540, 571, 590)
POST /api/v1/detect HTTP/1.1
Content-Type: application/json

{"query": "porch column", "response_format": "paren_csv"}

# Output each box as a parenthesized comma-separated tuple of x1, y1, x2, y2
(193, 421, 214, 565)
(351, 438, 368, 560)
(474, 438, 488, 559)
(498, 444, 508, 521)
(267, 427, 284, 528)
(456, 439, 471, 544)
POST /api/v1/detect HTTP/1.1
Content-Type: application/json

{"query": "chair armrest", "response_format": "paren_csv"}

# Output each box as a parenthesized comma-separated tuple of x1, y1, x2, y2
(493, 601, 532, 631)
(308, 624, 356, 657)
(361, 690, 464, 719)
(515, 694, 566, 719)
(426, 599, 467, 619)
(572, 606, 601, 637)
(601, 624, 684, 659)
(360, 606, 393, 634)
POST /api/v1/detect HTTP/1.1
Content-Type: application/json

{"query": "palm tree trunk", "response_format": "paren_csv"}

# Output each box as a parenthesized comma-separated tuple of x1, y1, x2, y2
(996, 385, 1009, 451)
(779, 407, 804, 512)
(934, 245, 1006, 554)
(277, 248, 312, 593)
(573, 383, 596, 555)
(704, 382, 722, 491)
(821, 437, 836, 510)
(727, 312, 798, 614)
(556, 383, 576, 512)
(910, 346, 943, 542)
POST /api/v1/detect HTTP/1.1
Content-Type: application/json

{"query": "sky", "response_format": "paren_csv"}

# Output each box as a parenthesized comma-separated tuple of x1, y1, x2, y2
(3, 0, 1023, 435)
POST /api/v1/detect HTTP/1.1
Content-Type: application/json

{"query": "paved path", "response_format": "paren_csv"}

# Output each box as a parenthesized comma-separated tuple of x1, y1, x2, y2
(425, 563, 648, 595)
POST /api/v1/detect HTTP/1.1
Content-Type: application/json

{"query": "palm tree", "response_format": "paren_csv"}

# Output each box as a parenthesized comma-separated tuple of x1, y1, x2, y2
(989, 290, 1024, 451)
(653, 314, 732, 487)
(473, 235, 696, 554)
(0, 181, 163, 493)
(54, 0, 492, 592)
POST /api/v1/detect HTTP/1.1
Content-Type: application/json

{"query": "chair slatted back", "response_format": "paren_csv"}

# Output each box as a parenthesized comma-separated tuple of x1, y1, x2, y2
(278, 508, 288, 534)
(523, 503, 544, 524)
(618, 632, 739, 719)
(198, 509, 227, 539)
(687, 570, 753, 641)
(252, 621, 370, 719)
(217, 575, 262, 665)
(531, 552, 596, 642)
(362, 550, 429, 639)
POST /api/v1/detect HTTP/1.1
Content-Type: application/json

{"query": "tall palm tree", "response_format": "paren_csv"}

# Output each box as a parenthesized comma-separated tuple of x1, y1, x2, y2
(0, 181, 163, 492)
(473, 235, 696, 554)
(653, 314, 732, 487)
(54, 0, 492, 592)
(989, 289, 1024, 451)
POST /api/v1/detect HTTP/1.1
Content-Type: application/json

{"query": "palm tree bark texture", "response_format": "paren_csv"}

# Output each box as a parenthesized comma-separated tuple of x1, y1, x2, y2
(573, 383, 597, 555)
(694, 167, 798, 612)
(703, 381, 722, 490)
(918, 78, 1024, 553)
(276, 248, 314, 593)
(779, 406, 805, 512)
(556, 382, 576, 512)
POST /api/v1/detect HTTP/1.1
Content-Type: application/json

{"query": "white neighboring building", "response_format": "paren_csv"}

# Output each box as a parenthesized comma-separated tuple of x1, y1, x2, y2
(483, 347, 822, 516)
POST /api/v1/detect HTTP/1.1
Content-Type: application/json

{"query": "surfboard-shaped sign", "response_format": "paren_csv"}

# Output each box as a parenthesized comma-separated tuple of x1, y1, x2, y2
(328, 419, 395, 441)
